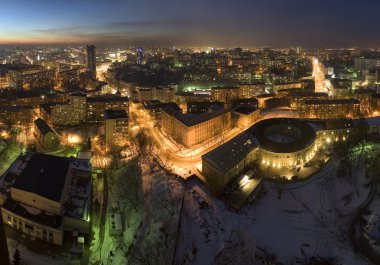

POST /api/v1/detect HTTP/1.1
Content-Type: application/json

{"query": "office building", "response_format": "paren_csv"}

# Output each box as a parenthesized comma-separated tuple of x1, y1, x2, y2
(105, 110, 129, 148)
(162, 106, 231, 148)
(300, 99, 360, 119)
(87, 96, 129, 123)
(0, 153, 92, 245)
(34, 118, 60, 151)
(86, 45, 96, 80)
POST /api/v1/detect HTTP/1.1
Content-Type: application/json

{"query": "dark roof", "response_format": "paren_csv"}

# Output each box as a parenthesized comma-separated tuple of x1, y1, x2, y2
(143, 101, 180, 112)
(39, 103, 59, 115)
(256, 93, 275, 98)
(175, 91, 210, 98)
(165, 107, 230, 127)
(233, 106, 258, 115)
(231, 98, 258, 106)
(163, 104, 182, 115)
(354, 89, 376, 95)
(187, 101, 224, 111)
(104, 109, 128, 119)
(289, 91, 328, 97)
(87, 96, 129, 103)
(211, 86, 239, 90)
(251, 118, 316, 153)
(70, 92, 86, 97)
(34, 118, 53, 136)
(305, 99, 359, 105)
(12, 153, 70, 202)
(202, 132, 257, 174)
(0, 105, 34, 112)
(371, 94, 380, 99)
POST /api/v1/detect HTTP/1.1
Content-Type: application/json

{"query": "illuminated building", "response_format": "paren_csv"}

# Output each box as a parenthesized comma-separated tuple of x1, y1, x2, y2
(187, 101, 224, 114)
(136, 87, 175, 102)
(86, 96, 129, 123)
(233, 106, 260, 129)
(289, 91, 328, 109)
(0, 105, 35, 125)
(57, 66, 82, 89)
(239, 83, 265, 98)
(353, 89, 375, 115)
(162, 106, 231, 148)
(202, 132, 258, 190)
(0, 153, 92, 245)
(354, 57, 380, 71)
(50, 93, 87, 126)
(329, 78, 352, 98)
(136, 88, 153, 102)
(230, 98, 259, 109)
(34, 118, 60, 151)
(272, 82, 305, 93)
(0, 70, 8, 89)
(8, 65, 55, 89)
(256, 94, 275, 109)
(202, 118, 352, 191)
(300, 99, 360, 119)
(143, 100, 180, 121)
(370, 94, 380, 114)
(105, 110, 129, 148)
(86, 45, 96, 80)
(211, 86, 240, 105)
(264, 97, 290, 109)
(10, 93, 68, 107)
(136, 48, 144, 65)
(154, 87, 175, 102)
(175, 91, 211, 105)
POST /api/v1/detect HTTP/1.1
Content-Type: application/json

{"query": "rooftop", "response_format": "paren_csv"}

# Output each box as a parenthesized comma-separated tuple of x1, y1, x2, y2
(233, 106, 258, 115)
(305, 99, 359, 105)
(105, 109, 128, 119)
(202, 132, 257, 174)
(165, 107, 230, 127)
(34, 118, 54, 136)
(12, 153, 71, 202)
(87, 96, 129, 103)
(251, 118, 316, 153)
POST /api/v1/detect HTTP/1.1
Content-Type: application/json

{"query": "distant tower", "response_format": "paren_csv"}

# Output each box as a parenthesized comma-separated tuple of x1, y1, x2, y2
(296, 46, 301, 55)
(173, 50, 180, 67)
(86, 45, 96, 80)
(0, 215, 10, 265)
(136, 48, 143, 65)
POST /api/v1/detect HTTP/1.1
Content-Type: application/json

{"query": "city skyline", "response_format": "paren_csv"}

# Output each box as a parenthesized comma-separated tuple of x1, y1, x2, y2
(1, 0, 380, 48)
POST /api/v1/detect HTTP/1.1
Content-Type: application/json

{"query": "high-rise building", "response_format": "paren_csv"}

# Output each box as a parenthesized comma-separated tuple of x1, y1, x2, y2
(105, 109, 129, 148)
(86, 45, 96, 80)
(136, 48, 143, 65)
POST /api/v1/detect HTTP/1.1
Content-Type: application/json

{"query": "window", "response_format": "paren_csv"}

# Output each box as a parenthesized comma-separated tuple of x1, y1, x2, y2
(25, 223, 34, 231)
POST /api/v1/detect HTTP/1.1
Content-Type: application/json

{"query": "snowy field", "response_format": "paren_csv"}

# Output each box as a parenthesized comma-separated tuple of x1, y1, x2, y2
(175, 157, 374, 265)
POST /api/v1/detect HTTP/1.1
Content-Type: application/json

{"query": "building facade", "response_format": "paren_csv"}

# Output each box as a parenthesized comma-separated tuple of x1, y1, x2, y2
(0, 153, 92, 245)
(162, 107, 231, 148)
(299, 99, 360, 119)
(105, 110, 129, 148)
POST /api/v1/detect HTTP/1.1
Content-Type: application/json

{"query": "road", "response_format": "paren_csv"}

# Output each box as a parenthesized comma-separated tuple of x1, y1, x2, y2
(130, 106, 300, 179)
(312, 57, 327, 93)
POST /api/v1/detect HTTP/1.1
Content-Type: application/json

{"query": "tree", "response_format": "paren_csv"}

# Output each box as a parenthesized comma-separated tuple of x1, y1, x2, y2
(12, 249, 21, 265)
(116, 159, 143, 212)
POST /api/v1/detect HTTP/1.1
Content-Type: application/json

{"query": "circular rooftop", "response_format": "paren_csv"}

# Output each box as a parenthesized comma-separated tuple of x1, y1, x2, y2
(251, 118, 316, 153)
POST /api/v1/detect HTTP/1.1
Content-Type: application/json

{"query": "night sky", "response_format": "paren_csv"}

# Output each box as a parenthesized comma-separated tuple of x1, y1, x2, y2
(1, 0, 380, 48)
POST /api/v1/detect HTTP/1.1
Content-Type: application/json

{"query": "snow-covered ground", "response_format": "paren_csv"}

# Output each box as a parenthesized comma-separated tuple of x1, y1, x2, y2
(6, 235, 79, 265)
(175, 156, 373, 265)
